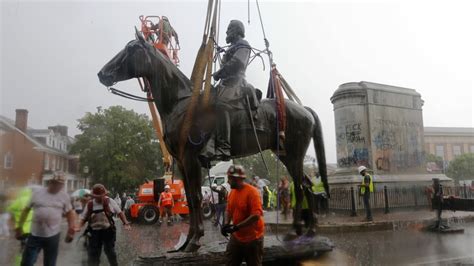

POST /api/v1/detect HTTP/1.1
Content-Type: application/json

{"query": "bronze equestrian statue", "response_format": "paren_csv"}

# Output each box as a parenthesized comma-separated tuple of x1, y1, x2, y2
(98, 21, 329, 252)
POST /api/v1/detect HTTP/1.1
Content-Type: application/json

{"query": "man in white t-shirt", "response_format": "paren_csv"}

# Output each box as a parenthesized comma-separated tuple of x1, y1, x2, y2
(77, 184, 131, 266)
(16, 172, 76, 266)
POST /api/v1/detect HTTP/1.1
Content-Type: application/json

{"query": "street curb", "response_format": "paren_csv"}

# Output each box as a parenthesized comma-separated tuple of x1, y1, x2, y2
(266, 215, 474, 234)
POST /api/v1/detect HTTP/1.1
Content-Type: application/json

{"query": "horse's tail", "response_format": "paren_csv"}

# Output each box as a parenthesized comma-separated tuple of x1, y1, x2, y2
(304, 106, 330, 198)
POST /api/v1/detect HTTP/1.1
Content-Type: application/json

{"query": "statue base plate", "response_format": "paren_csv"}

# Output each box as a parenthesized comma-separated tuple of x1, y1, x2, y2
(133, 235, 334, 265)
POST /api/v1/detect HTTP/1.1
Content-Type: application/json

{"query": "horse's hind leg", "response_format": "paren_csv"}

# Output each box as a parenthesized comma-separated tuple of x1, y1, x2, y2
(280, 156, 305, 236)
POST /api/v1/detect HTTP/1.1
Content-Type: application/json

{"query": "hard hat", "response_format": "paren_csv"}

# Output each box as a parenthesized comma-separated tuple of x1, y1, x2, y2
(358, 166, 367, 174)
(165, 185, 170, 189)
(227, 165, 246, 178)
(91, 184, 107, 198)
(211, 184, 217, 188)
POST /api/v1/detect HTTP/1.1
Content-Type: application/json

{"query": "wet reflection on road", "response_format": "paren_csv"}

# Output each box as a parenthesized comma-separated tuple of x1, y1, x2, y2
(304, 223, 474, 265)
(1, 220, 473, 265)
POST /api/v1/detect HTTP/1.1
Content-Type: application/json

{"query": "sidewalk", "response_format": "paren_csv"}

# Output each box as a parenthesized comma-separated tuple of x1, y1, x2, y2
(264, 209, 474, 233)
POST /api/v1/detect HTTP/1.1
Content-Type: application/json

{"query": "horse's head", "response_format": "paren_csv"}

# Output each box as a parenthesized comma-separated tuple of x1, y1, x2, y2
(98, 29, 154, 86)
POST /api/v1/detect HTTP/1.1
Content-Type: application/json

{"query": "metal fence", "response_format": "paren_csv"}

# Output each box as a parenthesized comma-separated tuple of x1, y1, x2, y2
(328, 185, 474, 214)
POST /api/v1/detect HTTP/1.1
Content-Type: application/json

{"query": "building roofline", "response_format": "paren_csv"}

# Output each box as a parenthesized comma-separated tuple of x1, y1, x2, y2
(0, 116, 73, 157)
(424, 126, 474, 136)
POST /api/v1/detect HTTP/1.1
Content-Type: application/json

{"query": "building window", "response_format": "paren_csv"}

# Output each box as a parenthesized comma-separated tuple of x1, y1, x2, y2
(435, 145, 445, 160)
(453, 145, 462, 157)
(4, 152, 13, 169)
(52, 157, 56, 170)
(44, 154, 50, 170)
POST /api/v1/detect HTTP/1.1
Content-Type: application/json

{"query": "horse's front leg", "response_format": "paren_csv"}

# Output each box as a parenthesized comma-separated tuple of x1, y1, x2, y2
(179, 155, 204, 252)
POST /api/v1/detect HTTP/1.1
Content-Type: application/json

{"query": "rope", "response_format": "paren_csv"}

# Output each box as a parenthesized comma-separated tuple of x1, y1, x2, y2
(254, 0, 283, 243)
(255, 0, 268, 46)
(245, 96, 270, 174)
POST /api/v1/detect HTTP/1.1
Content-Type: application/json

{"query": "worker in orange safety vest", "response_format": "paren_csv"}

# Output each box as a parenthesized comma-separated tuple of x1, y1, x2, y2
(158, 185, 174, 226)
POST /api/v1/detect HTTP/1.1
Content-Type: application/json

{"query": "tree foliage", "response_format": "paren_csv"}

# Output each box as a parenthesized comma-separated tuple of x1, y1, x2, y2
(233, 151, 318, 188)
(70, 106, 163, 194)
(426, 154, 443, 164)
(234, 151, 289, 188)
(446, 153, 474, 181)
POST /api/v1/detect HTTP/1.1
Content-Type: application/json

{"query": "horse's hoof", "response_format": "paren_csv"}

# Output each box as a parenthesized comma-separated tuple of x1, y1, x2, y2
(184, 242, 201, 252)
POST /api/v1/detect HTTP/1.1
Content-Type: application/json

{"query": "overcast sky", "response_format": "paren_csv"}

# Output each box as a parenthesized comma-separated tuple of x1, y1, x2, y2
(1, 0, 473, 163)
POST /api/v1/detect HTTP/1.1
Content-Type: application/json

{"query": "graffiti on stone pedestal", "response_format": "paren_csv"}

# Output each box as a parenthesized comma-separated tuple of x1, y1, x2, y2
(337, 123, 366, 144)
(373, 130, 396, 150)
(338, 148, 369, 168)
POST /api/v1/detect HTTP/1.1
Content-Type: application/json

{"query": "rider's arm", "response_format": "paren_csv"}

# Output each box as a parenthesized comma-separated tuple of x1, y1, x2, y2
(215, 46, 251, 79)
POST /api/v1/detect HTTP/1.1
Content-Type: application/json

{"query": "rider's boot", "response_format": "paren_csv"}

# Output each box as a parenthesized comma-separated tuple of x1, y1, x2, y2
(215, 111, 231, 161)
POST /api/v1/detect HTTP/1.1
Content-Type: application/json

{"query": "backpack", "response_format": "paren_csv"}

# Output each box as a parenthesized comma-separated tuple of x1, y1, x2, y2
(84, 197, 115, 231)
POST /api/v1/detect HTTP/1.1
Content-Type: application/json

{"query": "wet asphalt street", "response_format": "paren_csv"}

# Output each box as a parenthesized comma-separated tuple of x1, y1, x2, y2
(1, 218, 474, 265)
(304, 223, 474, 265)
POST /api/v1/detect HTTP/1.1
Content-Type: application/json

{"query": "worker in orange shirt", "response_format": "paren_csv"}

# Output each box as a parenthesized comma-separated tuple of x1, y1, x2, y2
(221, 165, 265, 266)
(158, 185, 174, 226)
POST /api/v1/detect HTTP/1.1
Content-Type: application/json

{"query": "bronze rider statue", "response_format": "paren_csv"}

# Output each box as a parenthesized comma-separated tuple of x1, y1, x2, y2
(202, 20, 254, 162)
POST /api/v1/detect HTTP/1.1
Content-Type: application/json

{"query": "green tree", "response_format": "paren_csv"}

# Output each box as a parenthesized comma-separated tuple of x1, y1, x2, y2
(426, 154, 443, 164)
(70, 106, 163, 194)
(446, 153, 474, 181)
(234, 150, 289, 188)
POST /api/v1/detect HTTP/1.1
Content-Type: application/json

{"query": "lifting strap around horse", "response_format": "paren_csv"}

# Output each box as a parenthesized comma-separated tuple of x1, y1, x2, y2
(267, 66, 287, 135)
(178, 0, 220, 160)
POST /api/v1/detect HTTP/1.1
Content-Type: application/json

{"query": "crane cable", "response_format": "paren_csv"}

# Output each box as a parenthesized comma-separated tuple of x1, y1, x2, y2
(179, 0, 220, 160)
(252, 0, 284, 242)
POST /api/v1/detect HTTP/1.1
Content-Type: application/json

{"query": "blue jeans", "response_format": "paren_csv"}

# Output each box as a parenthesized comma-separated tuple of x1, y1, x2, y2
(215, 203, 226, 225)
(21, 233, 60, 266)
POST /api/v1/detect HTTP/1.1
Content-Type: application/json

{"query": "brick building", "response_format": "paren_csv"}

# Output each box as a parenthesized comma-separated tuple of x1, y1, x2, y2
(424, 127, 474, 162)
(0, 109, 83, 192)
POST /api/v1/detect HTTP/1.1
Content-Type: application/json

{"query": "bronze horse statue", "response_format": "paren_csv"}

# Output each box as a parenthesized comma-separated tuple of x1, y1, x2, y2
(98, 33, 329, 252)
